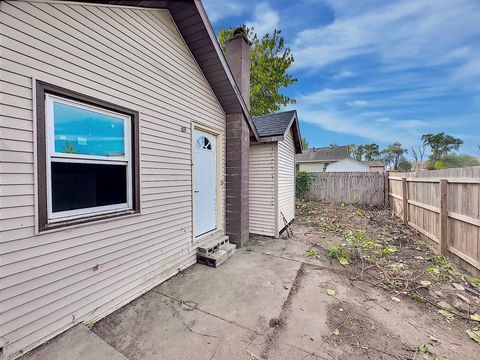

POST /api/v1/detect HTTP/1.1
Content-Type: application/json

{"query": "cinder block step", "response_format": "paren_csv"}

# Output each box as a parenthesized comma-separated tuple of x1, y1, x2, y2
(197, 235, 229, 255)
(197, 243, 236, 268)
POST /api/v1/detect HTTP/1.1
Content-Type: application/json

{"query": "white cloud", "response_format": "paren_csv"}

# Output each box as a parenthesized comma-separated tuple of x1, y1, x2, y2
(347, 100, 368, 108)
(301, 87, 375, 104)
(292, 0, 480, 76)
(334, 70, 355, 79)
(298, 108, 432, 147)
(246, 3, 279, 36)
(202, 0, 245, 23)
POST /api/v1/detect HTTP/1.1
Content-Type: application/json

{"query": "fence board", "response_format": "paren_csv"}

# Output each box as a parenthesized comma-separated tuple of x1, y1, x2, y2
(304, 172, 385, 206)
(388, 166, 480, 276)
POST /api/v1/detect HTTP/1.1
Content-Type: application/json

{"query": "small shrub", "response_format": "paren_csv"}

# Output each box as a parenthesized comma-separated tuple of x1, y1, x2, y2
(296, 171, 313, 199)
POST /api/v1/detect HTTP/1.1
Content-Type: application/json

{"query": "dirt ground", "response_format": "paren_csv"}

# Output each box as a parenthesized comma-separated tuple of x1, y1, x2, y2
(283, 200, 480, 360)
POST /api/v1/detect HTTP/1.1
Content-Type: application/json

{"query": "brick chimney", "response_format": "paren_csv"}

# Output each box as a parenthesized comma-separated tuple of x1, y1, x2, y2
(225, 27, 251, 109)
(224, 28, 251, 247)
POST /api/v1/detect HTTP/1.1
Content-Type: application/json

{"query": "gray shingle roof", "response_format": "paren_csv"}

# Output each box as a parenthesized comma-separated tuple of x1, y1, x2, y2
(252, 110, 296, 137)
(363, 160, 384, 167)
(296, 146, 349, 162)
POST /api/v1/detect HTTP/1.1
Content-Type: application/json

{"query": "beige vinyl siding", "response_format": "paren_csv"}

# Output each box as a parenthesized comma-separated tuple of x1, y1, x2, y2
(298, 161, 328, 172)
(0, 1, 226, 359)
(278, 129, 296, 231)
(249, 143, 277, 237)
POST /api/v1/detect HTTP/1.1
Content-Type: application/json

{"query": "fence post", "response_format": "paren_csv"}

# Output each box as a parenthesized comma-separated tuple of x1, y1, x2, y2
(402, 178, 408, 224)
(384, 172, 389, 206)
(439, 179, 448, 256)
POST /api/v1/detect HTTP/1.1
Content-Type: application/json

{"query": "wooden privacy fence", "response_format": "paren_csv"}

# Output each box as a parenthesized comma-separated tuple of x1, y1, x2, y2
(304, 172, 386, 206)
(388, 166, 480, 276)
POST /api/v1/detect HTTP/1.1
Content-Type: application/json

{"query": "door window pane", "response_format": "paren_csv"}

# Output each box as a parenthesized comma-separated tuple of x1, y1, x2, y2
(51, 162, 127, 212)
(53, 101, 125, 157)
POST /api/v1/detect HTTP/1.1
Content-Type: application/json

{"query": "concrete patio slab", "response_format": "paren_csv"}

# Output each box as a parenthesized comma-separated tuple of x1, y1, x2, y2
(154, 249, 301, 334)
(93, 290, 265, 360)
(19, 324, 128, 360)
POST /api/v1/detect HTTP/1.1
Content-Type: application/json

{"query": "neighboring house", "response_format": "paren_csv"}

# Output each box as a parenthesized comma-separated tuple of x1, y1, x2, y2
(0, 1, 300, 359)
(249, 111, 302, 237)
(296, 146, 349, 172)
(326, 158, 370, 172)
(363, 160, 385, 173)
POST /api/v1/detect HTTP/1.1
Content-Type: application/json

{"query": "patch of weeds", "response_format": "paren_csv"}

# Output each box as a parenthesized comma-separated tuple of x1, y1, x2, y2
(465, 275, 480, 290)
(355, 209, 366, 218)
(418, 344, 430, 356)
(426, 256, 459, 282)
(86, 320, 95, 329)
(438, 309, 454, 322)
(325, 244, 349, 266)
(411, 294, 424, 302)
(305, 248, 319, 258)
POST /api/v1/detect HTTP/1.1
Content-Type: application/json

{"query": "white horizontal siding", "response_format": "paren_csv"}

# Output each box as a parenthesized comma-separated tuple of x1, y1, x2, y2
(278, 129, 296, 231)
(0, 1, 226, 359)
(298, 161, 328, 172)
(249, 143, 277, 237)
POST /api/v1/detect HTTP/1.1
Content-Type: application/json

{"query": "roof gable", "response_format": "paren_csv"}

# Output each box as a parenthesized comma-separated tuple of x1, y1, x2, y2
(67, 0, 260, 140)
(252, 110, 302, 154)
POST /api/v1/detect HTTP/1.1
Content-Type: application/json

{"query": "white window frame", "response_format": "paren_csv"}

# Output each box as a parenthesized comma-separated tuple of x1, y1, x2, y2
(45, 94, 133, 222)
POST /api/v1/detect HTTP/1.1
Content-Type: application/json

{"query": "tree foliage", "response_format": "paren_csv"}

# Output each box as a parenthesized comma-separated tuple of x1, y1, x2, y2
(301, 137, 309, 151)
(217, 25, 297, 116)
(433, 153, 480, 170)
(363, 144, 380, 161)
(348, 143, 380, 161)
(421, 132, 463, 168)
(381, 142, 408, 170)
(296, 171, 313, 199)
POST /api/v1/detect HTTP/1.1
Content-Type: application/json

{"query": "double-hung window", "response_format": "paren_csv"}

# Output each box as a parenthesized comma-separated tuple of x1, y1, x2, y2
(37, 81, 140, 231)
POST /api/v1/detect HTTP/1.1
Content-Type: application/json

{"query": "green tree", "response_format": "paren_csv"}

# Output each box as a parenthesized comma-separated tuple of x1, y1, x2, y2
(353, 145, 365, 161)
(363, 143, 380, 161)
(421, 132, 463, 169)
(301, 137, 309, 151)
(218, 26, 297, 116)
(347, 144, 357, 158)
(434, 153, 480, 169)
(381, 142, 408, 170)
(398, 158, 412, 172)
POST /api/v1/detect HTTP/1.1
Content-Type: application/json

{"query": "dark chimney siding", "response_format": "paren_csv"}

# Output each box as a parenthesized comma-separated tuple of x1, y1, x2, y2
(225, 31, 251, 247)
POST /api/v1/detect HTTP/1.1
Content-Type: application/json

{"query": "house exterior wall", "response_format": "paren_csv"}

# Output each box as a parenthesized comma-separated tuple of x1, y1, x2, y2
(326, 158, 370, 172)
(248, 142, 277, 237)
(277, 129, 296, 232)
(0, 1, 226, 358)
(298, 161, 330, 172)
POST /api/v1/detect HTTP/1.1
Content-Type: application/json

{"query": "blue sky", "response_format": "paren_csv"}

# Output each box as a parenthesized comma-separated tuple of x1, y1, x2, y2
(203, 0, 480, 158)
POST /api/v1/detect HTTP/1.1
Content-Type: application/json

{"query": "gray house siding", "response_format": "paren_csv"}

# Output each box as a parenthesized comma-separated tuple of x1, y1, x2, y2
(0, 1, 226, 358)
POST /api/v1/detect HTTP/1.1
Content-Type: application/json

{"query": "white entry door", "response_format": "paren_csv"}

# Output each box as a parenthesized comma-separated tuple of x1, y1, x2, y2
(194, 129, 217, 237)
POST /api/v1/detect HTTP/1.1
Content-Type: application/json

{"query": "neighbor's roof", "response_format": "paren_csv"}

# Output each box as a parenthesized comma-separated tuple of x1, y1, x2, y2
(68, 0, 259, 140)
(363, 160, 384, 167)
(252, 110, 302, 154)
(296, 146, 349, 162)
